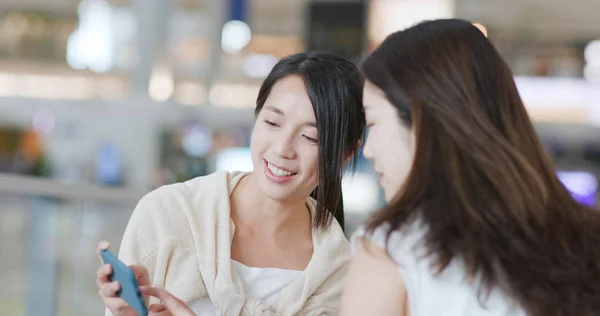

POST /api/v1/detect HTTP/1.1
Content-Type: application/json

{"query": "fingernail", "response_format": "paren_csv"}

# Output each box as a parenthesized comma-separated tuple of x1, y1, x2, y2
(99, 241, 110, 249)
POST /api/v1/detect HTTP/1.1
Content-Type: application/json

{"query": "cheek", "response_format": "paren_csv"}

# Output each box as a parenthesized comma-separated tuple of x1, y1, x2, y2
(378, 123, 410, 169)
(389, 132, 415, 184)
(302, 147, 320, 180)
(369, 129, 387, 162)
(250, 125, 268, 157)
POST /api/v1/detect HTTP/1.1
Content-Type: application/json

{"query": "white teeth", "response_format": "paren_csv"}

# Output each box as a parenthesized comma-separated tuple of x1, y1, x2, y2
(267, 162, 294, 177)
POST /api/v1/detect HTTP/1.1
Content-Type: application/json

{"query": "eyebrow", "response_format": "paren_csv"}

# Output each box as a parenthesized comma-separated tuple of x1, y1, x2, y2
(264, 105, 317, 128)
(264, 105, 284, 115)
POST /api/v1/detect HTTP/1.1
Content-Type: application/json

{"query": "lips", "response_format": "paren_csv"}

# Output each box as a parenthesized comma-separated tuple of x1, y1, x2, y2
(263, 159, 298, 184)
(266, 161, 297, 176)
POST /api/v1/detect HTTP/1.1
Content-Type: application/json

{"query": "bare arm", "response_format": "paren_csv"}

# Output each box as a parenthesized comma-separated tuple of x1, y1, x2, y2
(339, 237, 409, 316)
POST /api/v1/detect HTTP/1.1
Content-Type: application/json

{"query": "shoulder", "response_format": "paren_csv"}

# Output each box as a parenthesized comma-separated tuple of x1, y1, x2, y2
(344, 221, 434, 315)
(339, 230, 408, 316)
(128, 171, 240, 234)
(135, 170, 239, 215)
(350, 221, 426, 266)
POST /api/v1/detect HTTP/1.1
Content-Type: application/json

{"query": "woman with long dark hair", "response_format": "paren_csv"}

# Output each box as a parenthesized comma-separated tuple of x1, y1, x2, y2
(95, 52, 365, 315)
(340, 19, 600, 316)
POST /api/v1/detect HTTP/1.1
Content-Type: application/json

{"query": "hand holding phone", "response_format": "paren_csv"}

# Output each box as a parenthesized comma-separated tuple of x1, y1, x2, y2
(96, 241, 149, 316)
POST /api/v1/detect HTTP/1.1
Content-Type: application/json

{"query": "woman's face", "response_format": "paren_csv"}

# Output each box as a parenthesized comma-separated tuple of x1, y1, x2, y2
(362, 81, 416, 202)
(250, 75, 320, 202)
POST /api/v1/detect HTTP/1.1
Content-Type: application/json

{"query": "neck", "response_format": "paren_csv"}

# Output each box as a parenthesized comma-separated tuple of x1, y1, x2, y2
(230, 172, 312, 236)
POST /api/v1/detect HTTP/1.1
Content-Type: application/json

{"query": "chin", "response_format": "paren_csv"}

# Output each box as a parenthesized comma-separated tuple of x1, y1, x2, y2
(257, 179, 295, 201)
(383, 188, 395, 203)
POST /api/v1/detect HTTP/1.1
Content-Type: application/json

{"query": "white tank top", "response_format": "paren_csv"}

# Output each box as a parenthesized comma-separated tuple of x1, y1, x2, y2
(188, 260, 303, 315)
(352, 222, 527, 316)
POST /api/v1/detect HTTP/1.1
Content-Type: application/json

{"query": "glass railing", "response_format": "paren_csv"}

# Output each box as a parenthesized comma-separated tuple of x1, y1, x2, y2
(0, 173, 146, 316)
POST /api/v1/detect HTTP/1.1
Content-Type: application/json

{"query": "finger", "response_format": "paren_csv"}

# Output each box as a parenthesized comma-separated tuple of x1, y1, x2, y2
(95, 264, 112, 288)
(96, 240, 111, 260)
(130, 265, 150, 285)
(139, 286, 160, 299)
(100, 281, 121, 298)
(149, 304, 168, 313)
(102, 296, 130, 312)
(140, 287, 192, 315)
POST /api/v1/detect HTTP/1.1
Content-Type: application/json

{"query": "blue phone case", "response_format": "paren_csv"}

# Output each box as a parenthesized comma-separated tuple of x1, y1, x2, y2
(100, 249, 148, 316)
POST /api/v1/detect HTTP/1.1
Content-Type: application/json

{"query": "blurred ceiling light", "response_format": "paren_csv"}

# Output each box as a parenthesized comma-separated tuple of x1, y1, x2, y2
(242, 54, 278, 79)
(67, 0, 114, 73)
(149, 66, 175, 102)
(221, 20, 252, 54)
(174, 81, 206, 106)
(513, 76, 600, 125)
(209, 83, 259, 108)
(0, 72, 124, 100)
(472, 22, 488, 37)
(13, 74, 93, 100)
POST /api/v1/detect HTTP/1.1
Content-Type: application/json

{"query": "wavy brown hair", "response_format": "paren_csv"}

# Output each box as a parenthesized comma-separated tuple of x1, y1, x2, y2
(363, 19, 600, 316)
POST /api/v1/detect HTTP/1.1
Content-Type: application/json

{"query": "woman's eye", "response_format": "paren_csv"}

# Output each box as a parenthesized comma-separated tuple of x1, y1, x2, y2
(264, 120, 279, 128)
(303, 135, 318, 144)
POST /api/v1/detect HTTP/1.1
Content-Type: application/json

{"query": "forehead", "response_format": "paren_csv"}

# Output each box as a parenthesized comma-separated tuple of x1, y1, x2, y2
(264, 75, 316, 122)
(363, 81, 389, 108)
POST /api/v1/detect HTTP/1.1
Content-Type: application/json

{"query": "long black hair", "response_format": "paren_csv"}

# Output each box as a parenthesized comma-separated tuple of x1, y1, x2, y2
(255, 52, 365, 230)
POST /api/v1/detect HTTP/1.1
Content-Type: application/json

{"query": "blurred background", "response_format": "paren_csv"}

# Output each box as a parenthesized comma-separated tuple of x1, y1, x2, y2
(0, 0, 599, 315)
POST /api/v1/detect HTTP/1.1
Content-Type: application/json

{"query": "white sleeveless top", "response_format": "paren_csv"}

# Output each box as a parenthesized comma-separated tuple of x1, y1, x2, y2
(352, 222, 527, 316)
(188, 260, 303, 315)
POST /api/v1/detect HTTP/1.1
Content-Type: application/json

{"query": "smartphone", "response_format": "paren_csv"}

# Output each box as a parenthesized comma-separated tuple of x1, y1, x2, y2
(100, 249, 148, 316)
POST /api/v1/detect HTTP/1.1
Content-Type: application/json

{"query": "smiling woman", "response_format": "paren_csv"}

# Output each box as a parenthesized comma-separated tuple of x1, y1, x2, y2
(95, 52, 366, 316)
(254, 53, 365, 229)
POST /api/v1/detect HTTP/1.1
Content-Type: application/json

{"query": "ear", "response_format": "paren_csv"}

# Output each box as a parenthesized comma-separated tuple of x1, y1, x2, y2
(344, 140, 362, 164)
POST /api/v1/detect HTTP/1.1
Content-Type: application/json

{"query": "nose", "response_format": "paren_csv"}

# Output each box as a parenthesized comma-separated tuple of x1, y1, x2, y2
(273, 132, 296, 160)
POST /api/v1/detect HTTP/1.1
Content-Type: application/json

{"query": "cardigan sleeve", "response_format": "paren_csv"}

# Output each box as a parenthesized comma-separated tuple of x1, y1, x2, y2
(105, 185, 205, 316)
